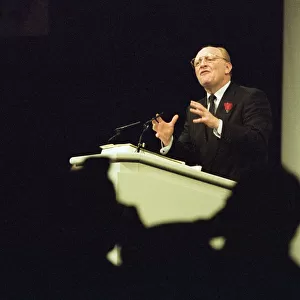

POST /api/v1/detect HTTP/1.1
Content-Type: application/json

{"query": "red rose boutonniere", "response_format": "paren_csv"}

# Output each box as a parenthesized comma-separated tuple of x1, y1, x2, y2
(224, 102, 233, 113)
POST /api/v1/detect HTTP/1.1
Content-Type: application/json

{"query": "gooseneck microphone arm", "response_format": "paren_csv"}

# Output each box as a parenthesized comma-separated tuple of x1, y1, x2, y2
(108, 121, 141, 143)
(108, 112, 163, 147)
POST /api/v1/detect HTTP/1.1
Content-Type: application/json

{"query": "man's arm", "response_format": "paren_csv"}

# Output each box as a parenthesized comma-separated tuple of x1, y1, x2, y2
(166, 106, 202, 165)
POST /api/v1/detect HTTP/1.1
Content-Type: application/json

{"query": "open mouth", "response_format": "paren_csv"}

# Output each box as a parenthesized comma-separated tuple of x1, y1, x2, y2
(200, 70, 210, 75)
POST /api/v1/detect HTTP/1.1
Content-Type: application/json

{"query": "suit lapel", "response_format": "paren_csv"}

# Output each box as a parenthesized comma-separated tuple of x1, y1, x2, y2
(216, 82, 238, 121)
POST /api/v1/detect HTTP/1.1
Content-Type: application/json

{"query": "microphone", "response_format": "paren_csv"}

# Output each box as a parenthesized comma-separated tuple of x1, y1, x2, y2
(143, 112, 164, 126)
(114, 121, 141, 131)
(108, 112, 164, 145)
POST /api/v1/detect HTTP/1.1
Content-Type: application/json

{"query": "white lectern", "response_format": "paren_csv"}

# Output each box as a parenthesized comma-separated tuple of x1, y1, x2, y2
(69, 144, 236, 227)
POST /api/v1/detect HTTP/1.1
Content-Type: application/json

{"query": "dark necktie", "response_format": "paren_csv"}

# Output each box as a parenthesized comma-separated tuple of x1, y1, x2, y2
(206, 94, 216, 141)
(208, 94, 216, 115)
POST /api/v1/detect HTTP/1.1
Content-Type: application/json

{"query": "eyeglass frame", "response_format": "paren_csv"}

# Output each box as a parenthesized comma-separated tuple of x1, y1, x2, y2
(190, 54, 229, 68)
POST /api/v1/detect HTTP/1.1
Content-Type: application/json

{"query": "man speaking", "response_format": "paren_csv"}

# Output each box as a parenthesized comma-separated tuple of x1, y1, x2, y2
(152, 45, 272, 181)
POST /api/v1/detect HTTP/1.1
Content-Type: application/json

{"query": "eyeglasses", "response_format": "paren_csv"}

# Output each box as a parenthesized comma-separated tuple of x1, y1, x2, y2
(190, 54, 229, 68)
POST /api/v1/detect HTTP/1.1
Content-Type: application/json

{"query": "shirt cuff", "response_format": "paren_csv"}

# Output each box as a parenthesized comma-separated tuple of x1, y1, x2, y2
(213, 119, 223, 138)
(160, 136, 174, 155)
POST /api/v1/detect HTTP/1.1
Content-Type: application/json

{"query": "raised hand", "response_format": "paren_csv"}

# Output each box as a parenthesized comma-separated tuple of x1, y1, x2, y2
(189, 101, 220, 129)
(152, 114, 179, 146)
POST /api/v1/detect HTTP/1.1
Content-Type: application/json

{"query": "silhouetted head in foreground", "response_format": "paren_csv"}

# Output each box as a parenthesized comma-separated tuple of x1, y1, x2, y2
(65, 157, 123, 252)
(216, 165, 300, 255)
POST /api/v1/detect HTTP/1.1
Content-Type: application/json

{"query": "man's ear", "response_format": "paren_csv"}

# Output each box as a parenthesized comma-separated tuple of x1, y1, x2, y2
(225, 62, 233, 75)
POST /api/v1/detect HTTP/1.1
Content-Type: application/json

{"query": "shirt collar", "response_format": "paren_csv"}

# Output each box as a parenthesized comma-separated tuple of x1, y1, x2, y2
(207, 81, 231, 103)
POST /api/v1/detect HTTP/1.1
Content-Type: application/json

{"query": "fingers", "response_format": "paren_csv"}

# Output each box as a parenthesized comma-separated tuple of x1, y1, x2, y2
(152, 114, 163, 124)
(190, 101, 206, 111)
(190, 107, 205, 122)
(190, 101, 206, 118)
(190, 100, 214, 123)
(170, 114, 179, 125)
(152, 114, 178, 125)
(190, 101, 207, 123)
(193, 117, 205, 123)
(190, 108, 200, 115)
(191, 107, 209, 123)
(152, 123, 157, 132)
(151, 113, 178, 131)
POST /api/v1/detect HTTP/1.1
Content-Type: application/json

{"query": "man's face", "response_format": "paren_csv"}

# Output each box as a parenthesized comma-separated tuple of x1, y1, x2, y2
(193, 47, 232, 93)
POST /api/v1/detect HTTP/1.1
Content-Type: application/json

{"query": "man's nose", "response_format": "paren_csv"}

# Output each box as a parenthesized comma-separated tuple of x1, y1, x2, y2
(200, 58, 207, 67)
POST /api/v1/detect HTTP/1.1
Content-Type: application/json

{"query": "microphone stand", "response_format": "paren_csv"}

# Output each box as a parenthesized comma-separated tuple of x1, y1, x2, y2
(136, 112, 164, 153)
(136, 122, 150, 153)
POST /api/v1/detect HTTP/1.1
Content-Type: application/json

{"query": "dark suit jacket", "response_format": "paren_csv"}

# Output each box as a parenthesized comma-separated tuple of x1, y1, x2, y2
(169, 82, 272, 181)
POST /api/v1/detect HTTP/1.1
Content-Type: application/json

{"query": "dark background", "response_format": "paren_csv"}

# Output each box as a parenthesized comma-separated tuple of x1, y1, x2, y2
(1, 0, 283, 170)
